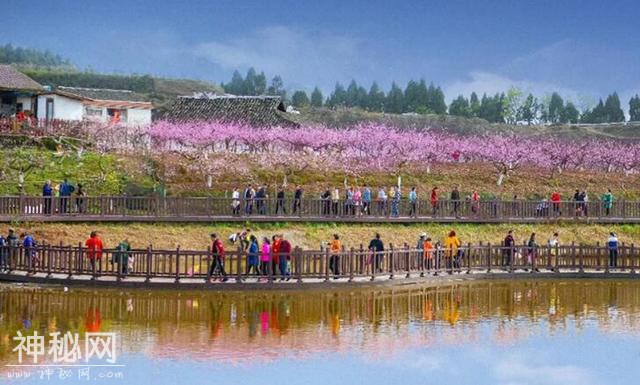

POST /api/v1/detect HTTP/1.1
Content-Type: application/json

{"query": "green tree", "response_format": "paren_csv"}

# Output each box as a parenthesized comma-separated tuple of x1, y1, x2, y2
(561, 102, 580, 124)
(604, 92, 625, 122)
(346, 80, 359, 107)
(267, 75, 286, 98)
(448, 95, 471, 117)
(517, 94, 538, 125)
(367, 82, 385, 112)
(310, 87, 324, 107)
(547, 92, 565, 123)
(291, 90, 310, 108)
(223, 70, 245, 95)
(503, 87, 523, 124)
(469, 92, 480, 117)
(385, 82, 405, 114)
(630, 95, 640, 122)
(326, 83, 347, 108)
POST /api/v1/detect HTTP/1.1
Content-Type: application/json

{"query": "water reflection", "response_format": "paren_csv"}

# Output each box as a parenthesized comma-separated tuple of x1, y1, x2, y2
(1, 280, 640, 383)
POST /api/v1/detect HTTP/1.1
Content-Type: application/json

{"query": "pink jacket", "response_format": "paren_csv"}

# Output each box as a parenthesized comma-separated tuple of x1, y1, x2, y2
(261, 243, 271, 262)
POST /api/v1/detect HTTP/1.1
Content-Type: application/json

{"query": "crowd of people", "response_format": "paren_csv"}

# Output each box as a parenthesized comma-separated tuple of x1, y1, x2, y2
(0, 227, 623, 280)
(33, 179, 619, 219)
(229, 184, 616, 218)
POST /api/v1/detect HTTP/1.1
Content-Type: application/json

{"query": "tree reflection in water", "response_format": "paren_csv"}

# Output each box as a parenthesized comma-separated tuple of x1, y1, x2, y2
(1, 279, 640, 366)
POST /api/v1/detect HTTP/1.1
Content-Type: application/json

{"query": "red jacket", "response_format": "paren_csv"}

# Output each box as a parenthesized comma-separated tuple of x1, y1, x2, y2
(212, 239, 225, 259)
(430, 189, 438, 205)
(279, 240, 292, 261)
(85, 236, 104, 260)
(551, 192, 561, 203)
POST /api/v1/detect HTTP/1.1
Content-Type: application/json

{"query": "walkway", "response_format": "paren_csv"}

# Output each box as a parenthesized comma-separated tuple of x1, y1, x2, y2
(0, 242, 637, 289)
(0, 196, 637, 223)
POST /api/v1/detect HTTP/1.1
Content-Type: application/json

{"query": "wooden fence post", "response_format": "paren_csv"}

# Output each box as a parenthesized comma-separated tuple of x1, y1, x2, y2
(487, 242, 492, 273)
(578, 243, 584, 273)
(466, 242, 472, 274)
(389, 243, 394, 280)
(175, 246, 181, 284)
(349, 247, 355, 282)
(296, 247, 303, 283)
(145, 245, 152, 283)
(45, 242, 52, 278)
(631, 244, 636, 274)
(324, 248, 330, 282)
(236, 245, 243, 283)
(405, 243, 410, 278)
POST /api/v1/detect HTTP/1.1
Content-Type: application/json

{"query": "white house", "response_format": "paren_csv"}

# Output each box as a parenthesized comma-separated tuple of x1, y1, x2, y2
(36, 86, 152, 125)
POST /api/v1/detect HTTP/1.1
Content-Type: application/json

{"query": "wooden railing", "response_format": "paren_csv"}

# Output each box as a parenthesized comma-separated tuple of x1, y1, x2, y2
(0, 242, 635, 284)
(0, 195, 637, 222)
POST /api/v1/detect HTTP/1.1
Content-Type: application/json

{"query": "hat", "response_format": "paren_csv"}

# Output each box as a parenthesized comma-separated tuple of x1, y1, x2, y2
(420, 232, 427, 238)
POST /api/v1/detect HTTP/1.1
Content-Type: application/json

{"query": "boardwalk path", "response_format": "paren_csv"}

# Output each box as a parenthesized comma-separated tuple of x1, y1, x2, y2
(1, 196, 639, 223)
(1, 243, 638, 290)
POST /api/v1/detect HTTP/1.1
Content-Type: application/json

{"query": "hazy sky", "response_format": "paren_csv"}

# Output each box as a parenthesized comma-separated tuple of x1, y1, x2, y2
(4, 0, 639, 105)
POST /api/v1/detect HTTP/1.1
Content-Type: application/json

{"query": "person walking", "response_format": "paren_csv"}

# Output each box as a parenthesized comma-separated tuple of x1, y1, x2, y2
(59, 178, 75, 214)
(602, 189, 613, 216)
(408, 187, 418, 217)
(471, 190, 480, 216)
(444, 231, 461, 273)
(431, 187, 439, 216)
(608, 232, 619, 268)
(581, 190, 589, 217)
(329, 234, 341, 277)
(451, 186, 461, 218)
(246, 235, 260, 276)
(368, 233, 385, 273)
(331, 187, 340, 216)
(527, 232, 539, 272)
(271, 235, 281, 277)
(321, 188, 331, 216)
(6, 229, 18, 270)
(503, 230, 515, 268)
(279, 235, 292, 281)
(21, 232, 36, 273)
(391, 186, 401, 217)
(292, 185, 303, 214)
(75, 183, 86, 214)
(85, 231, 104, 275)
(362, 185, 372, 215)
(377, 187, 387, 216)
(551, 190, 562, 217)
(345, 187, 354, 216)
(244, 184, 255, 215)
(0, 233, 6, 273)
(423, 237, 434, 271)
(255, 185, 267, 215)
(42, 180, 53, 215)
(113, 239, 131, 276)
(353, 187, 362, 216)
(260, 237, 271, 280)
(275, 186, 286, 215)
(231, 187, 241, 216)
(208, 233, 227, 282)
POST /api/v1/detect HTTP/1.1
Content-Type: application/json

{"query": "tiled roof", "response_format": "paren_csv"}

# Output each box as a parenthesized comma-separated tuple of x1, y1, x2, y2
(0, 65, 43, 91)
(161, 96, 299, 127)
(57, 86, 148, 102)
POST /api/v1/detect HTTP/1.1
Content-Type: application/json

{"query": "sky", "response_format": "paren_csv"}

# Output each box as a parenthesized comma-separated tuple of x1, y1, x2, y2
(3, 0, 640, 106)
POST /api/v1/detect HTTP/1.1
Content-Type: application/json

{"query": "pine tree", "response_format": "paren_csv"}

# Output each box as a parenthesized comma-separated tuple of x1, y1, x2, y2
(629, 95, 640, 122)
(469, 92, 480, 117)
(291, 90, 310, 108)
(548, 92, 565, 123)
(604, 92, 625, 122)
(448, 95, 470, 117)
(386, 82, 405, 114)
(367, 82, 385, 112)
(310, 87, 324, 107)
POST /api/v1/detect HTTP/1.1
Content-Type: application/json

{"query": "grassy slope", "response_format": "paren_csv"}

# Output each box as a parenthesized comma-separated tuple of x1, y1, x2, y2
(11, 222, 640, 251)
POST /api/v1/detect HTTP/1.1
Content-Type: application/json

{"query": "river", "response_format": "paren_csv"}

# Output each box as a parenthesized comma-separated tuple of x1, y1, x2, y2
(1, 279, 639, 384)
